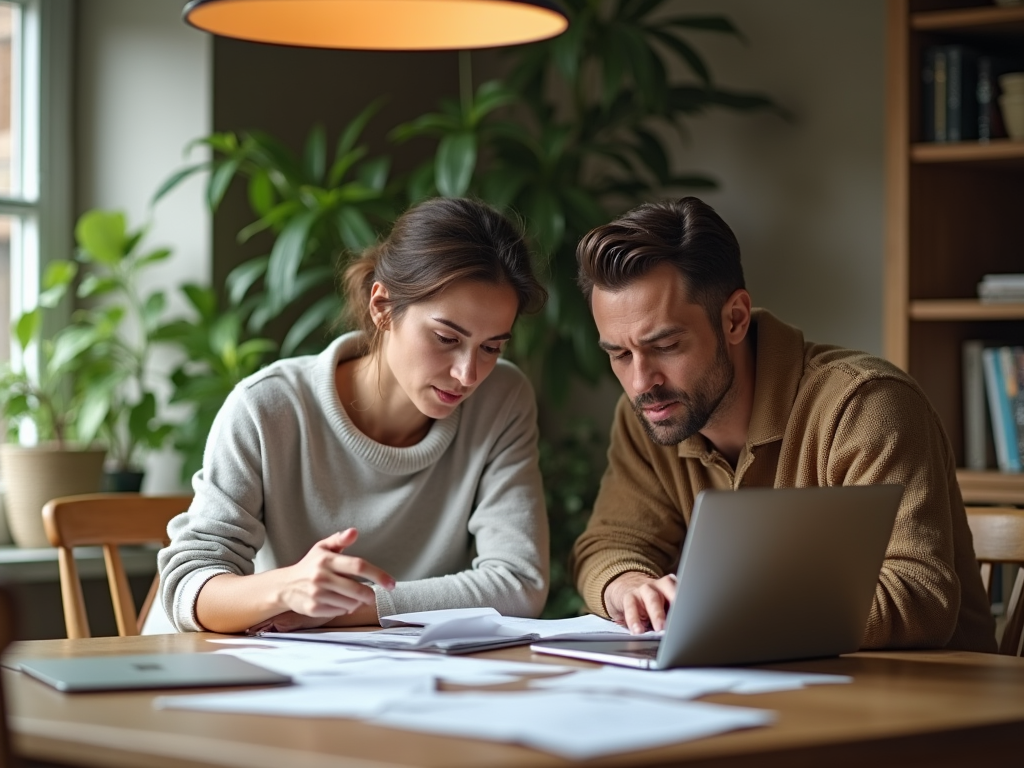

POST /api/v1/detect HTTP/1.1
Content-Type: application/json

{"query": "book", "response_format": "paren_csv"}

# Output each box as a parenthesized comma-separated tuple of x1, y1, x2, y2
(935, 47, 948, 141)
(1013, 347, 1024, 462)
(946, 45, 979, 142)
(962, 340, 991, 470)
(922, 46, 938, 142)
(977, 55, 997, 141)
(983, 347, 1022, 472)
(260, 607, 659, 655)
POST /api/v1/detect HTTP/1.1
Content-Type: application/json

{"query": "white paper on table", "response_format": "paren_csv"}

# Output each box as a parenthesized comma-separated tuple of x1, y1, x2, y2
(380, 607, 500, 627)
(377, 608, 661, 642)
(215, 645, 571, 686)
(529, 665, 852, 699)
(155, 674, 435, 718)
(369, 690, 774, 759)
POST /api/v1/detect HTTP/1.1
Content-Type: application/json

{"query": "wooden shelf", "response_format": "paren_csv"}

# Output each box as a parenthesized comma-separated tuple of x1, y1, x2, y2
(957, 469, 1024, 506)
(911, 139, 1024, 166)
(913, 4, 1024, 36)
(909, 299, 1024, 320)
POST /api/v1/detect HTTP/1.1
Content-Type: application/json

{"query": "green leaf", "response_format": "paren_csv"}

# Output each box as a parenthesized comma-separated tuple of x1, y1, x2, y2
(480, 167, 530, 210)
(76, 274, 120, 300)
(247, 170, 276, 217)
(356, 156, 390, 193)
(15, 309, 40, 351)
(281, 295, 340, 356)
(335, 97, 386, 159)
(525, 188, 565, 256)
(661, 15, 747, 43)
(137, 248, 172, 268)
(389, 112, 461, 143)
(237, 200, 303, 243)
(631, 127, 671, 184)
(208, 155, 243, 211)
(303, 123, 327, 184)
(435, 132, 477, 198)
(327, 146, 368, 188)
(468, 81, 517, 126)
(43, 260, 78, 290)
(266, 209, 317, 314)
(182, 284, 218, 322)
(75, 387, 111, 446)
(75, 210, 126, 266)
(48, 326, 101, 372)
(128, 392, 157, 439)
(648, 28, 711, 86)
(226, 256, 270, 306)
(142, 292, 166, 332)
(152, 162, 208, 205)
(336, 207, 377, 252)
(237, 338, 277, 369)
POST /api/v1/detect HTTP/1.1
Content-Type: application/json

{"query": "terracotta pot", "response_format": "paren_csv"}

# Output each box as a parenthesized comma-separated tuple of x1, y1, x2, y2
(0, 444, 106, 548)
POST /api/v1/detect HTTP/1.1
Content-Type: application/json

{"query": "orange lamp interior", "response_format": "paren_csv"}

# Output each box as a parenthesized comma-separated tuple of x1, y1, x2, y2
(186, 0, 568, 50)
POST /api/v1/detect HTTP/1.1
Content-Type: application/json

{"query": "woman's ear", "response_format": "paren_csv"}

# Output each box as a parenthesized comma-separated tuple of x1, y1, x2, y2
(368, 282, 391, 330)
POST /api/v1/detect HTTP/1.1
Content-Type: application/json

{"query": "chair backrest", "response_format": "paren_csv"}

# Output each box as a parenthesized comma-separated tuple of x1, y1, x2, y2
(42, 494, 192, 639)
(965, 506, 1024, 656)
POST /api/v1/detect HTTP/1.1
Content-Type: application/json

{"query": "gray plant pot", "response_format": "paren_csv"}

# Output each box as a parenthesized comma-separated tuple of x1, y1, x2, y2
(0, 444, 107, 548)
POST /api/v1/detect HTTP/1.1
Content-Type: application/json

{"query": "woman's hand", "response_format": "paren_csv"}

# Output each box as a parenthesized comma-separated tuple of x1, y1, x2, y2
(277, 528, 395, 618)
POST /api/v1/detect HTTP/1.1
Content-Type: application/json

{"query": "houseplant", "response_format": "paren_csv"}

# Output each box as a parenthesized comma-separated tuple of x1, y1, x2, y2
(0, 261, 106, 547)
(61, 209, 176, 490)
(156, 1, 783, 613)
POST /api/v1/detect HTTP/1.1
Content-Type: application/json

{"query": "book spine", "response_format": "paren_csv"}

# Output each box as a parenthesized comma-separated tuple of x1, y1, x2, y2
(922, 46, 937, 142)
(1014, 347, 1024, 462)
(999, 346, 1022, 471)
(963, 340, 988, 470)
(947, 46, 963, 142)
(977, 55, 994, 142)
(983, 348, 1015, 472)
(935, 48, 948, 142)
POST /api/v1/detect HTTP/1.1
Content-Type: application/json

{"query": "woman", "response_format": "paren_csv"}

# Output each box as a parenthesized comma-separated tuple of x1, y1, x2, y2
(159, 197, 549, 634)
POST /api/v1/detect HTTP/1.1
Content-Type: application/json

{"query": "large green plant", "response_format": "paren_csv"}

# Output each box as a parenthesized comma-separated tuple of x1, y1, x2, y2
(157, 0, 782, 613)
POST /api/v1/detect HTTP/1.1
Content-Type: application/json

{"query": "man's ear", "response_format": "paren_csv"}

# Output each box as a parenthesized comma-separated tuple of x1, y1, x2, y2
(368, 282, 392, 330)
(721, 289, 752, 346)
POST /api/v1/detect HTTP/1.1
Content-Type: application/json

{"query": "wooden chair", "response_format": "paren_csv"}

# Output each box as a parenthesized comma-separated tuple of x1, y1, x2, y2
(42, 493, 192, 639)
(965, 506, 1024, 657)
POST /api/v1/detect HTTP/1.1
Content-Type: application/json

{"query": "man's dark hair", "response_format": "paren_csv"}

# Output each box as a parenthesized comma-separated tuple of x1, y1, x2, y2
(576, 197, 745, 325)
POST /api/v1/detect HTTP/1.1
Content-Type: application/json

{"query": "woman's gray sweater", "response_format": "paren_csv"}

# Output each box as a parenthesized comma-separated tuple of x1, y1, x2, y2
(158, 332, 549, 632)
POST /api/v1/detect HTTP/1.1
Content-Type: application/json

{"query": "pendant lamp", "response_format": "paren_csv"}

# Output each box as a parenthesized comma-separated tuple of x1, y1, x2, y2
(182, 0, 568, 50)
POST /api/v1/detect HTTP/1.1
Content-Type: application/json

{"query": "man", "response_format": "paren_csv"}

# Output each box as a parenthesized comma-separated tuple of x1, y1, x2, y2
(571, 197, 996, 652)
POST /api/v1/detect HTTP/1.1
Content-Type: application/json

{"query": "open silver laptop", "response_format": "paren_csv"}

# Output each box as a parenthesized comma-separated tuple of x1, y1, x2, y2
(18, 653, 292, 692)
(532, 485, 902, 669)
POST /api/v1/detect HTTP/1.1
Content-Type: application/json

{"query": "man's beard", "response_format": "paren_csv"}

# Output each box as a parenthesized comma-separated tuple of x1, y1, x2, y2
(631, 345, 734, 446)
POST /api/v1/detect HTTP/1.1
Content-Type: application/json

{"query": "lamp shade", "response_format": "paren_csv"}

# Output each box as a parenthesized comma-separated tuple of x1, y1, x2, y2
(182, 0, 569, 50)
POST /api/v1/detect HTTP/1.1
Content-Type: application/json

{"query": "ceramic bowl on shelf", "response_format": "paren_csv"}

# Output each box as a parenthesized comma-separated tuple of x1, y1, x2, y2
(999, 72, 1024, 97)
(999, 94, 1024, 139)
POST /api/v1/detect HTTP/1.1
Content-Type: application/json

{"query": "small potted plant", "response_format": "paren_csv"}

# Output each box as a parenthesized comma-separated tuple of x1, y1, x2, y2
(0, 262, 107, 547)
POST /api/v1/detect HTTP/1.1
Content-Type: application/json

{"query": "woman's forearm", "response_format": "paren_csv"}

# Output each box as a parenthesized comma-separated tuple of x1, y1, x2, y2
(195, 570, 291, 633)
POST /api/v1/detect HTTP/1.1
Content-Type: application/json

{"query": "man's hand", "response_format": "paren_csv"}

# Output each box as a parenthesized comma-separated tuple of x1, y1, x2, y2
(603, 572, 678, 634)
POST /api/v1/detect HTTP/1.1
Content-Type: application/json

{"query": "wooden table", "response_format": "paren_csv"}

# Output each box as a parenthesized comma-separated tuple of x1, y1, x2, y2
(4, 633, 1024, 768)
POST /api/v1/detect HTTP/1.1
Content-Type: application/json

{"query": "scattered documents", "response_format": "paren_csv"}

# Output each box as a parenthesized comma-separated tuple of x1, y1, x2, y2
(260, 607, 658, 653)
(368, 690, 774, 759)
(156, 674, 434, 718)
(530, 665, 853, 698)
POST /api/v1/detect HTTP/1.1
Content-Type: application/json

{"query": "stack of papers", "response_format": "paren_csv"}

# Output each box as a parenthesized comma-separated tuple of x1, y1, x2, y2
(155, 609, 852, 759)
(260, 607, 660, 654)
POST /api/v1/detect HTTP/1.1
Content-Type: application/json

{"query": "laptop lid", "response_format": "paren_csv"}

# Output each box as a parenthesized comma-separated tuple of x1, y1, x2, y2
(18, 653, 292, 693)
(532, 484, 901, 669)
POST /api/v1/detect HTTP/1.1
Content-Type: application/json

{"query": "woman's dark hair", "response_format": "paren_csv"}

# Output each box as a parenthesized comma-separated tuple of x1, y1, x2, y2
(342, 197, 546, 358)
(576, 197, 745, 327)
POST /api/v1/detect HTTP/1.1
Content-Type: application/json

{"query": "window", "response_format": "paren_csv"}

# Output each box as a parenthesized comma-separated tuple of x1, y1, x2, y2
(0, 0, 73, 372)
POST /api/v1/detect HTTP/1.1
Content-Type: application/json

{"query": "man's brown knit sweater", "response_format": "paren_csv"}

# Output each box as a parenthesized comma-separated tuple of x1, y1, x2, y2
(573, 309, 997, 652)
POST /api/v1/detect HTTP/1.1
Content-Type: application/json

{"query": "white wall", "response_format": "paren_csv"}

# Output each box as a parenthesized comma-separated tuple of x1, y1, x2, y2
(665, 0, 887, 355)
(76, 0, 212, 492)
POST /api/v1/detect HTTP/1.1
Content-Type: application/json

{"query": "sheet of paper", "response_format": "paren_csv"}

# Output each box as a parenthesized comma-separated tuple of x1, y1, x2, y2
(369, 690, 774, 759)
(529, 665, 851, 698)
(215, 645, 570, 686)
(380, 607, 500, 627)
(155, 674, 435, 718)
(490, 613, 663, 640)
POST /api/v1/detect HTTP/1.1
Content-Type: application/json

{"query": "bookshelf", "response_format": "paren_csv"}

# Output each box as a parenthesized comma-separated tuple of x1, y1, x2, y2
(885, 0, 1024, 504)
